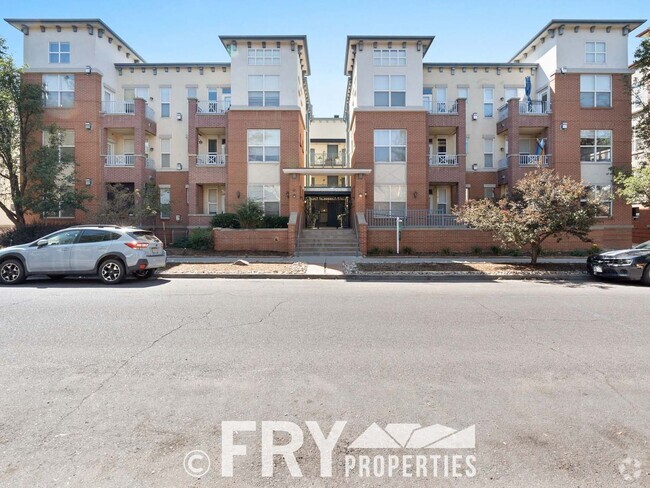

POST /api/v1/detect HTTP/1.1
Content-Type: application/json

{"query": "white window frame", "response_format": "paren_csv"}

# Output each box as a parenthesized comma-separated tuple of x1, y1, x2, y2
(374, 75, 406, 107)
(160, 87, 171, 118)
(483, 137, 494, 168)
(483, 87, 494, 118)
(580, 130, 612, 163)
(580, 75, 612, 108)
(43, 130, 75, 218)
(159, 186, 171, 219)
(43, 74, 75, 108)
(247, 129, 280, 163)
(49, 42, 70, 64)
(248, 75, 280, 107)
(585, 41, 606, 64)
(483, 184, 496, 199)
(186, 86, 198, 99)
(248, 184, 281, 215)
(374, 184, 407, 216)
(160, 137, 171, 168)
(374, 129, 407, 163)
(457, 86, 469, 101)
(205, 186, 221, 215)
(372, 49, 407, 66)
(247, 48, 280, 65)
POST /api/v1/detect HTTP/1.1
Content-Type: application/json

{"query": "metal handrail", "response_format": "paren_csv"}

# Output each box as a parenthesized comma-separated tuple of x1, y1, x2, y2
(196, 100, 231, 114)
(366, 209, 464, 228)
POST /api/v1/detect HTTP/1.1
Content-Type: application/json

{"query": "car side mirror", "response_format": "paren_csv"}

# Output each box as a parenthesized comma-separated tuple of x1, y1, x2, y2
(37, 239, 49, 248)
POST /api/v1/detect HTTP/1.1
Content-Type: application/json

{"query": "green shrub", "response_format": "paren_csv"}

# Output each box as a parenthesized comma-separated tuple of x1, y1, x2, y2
(588, 244, 602, 256)
(471, 245, 483, 255)
(386, 247, 394, 255)
(490, 245, 501, 255)
(186, 228, 213, 250)
(367, 246, 380, 256)
(0, 223, 72, 247)
(170, 237, 190, 248)
(402, 246, 413, 255)
(569, 249, 588, 257)
(441, 247, 452, 256)
(262, 215, 289, 228)
(211, 213, 240, 229)
(236, 200, 264, 229)
(507, 248, 523, 257)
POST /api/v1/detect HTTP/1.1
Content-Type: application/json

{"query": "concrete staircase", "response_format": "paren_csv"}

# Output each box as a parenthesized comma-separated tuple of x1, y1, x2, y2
(296, 228, 359, 256)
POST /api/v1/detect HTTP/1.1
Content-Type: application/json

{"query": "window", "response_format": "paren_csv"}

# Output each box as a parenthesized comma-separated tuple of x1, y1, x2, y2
(585, 42, 606, 64)
(160, 138, 171, 168)
(78, 230, 114, 244)
(374, 185, 407, 216)
(483, 138, 494, 168)
(187, 86, 197, 99)
(483, 87, 494, 117)
(45, 230, 80, 245)
(373, 49, 407, 66)
(580, 130, 612, 163)
(160, 187, 171, 219)
(248, 75, 280, 107)
(583, 185, 612, 217)
(483, 185, 496, 199)
(248, 48, 280, 65)
(374, 75, 406, 107)
(504, 87, 524, 101)
(374, 130, 406, 163)
(458, 86, 468, 101)
(43, 130, 75, 219)
(222, 87, 231, 109)
(160, 87, 170, 117)
(580, 75, 611, 108)
(49, 42, 70, 64)
(248, 184, 280, 215)
(247, 129, 280, 163)
(206, 187, 220, 214)
(43, 74, 74, 108)
(124, 87, 148, 113)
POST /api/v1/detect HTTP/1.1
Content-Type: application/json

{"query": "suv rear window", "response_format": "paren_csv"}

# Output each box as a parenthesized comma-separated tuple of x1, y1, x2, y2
(127, 231, 161, 242)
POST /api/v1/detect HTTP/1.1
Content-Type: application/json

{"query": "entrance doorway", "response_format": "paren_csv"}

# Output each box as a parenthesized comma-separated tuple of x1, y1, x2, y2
(305, 196, 350, 228)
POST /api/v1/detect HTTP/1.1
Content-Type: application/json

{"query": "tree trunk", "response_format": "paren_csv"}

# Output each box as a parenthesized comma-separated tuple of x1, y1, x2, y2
(530, 243, 541, 265)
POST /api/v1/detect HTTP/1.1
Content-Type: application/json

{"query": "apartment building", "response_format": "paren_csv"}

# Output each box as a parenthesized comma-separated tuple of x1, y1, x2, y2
(4, 18, 645, 253)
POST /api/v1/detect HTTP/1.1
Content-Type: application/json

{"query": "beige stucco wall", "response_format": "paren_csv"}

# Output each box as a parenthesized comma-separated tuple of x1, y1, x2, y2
(310, 118, 346, 140)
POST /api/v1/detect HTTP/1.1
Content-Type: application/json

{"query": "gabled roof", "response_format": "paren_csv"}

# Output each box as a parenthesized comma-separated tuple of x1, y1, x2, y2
(510, 19, 646, 62)
(5, 18, 145, 62)
(344, 35, 434, 75)
(218, 35, 310, 75)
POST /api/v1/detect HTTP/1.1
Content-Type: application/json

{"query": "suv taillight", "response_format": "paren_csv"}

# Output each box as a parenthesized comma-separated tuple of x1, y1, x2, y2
(125, 242, 149, 250)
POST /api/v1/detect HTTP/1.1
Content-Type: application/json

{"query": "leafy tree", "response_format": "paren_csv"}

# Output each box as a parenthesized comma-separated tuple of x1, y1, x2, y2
(613, 164, 650, 207)
(235, 199, 264, 229)
(93, 183, 161, 226)
(455, 169, 602, 264)
(632, 35, 650, 153)
(0, 37, 90, 227)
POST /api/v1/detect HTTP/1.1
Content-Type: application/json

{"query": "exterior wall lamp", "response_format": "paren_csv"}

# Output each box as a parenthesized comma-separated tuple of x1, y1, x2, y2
(236, 191, 241, 199)
(84, 122, 92, 130)
(85, 178, 92, 186)
(85, 66, 92, 74)
(472, 163, 479, 171)
(176, 113, 182, 121)
(413, 191, 418, 198)
(472, 113, 478, 121)
(560, 122, 568, 130)
(176, 163, 183, 170)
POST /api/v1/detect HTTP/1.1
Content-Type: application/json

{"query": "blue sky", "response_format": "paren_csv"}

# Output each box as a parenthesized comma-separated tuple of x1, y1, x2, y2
(1, 0, 648, 117)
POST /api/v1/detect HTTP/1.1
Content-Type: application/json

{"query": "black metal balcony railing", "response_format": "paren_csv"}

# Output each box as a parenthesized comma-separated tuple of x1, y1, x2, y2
(309, 151, 347, 167)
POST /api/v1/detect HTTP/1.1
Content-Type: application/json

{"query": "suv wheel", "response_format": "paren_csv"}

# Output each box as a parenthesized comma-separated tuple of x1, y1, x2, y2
(0, 259, 26, 285)
(133, 269, 155, 280)
(642, 264, 650, 286)
(98, 258, 126, 285)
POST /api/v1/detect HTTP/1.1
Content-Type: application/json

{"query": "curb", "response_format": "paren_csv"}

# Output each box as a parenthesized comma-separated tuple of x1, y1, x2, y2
(159, 273, 591, 282)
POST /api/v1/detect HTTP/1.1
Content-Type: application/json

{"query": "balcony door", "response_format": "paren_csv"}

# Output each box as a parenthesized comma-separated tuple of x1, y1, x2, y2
(208, 89, 218, 112)
(436, 87, 447, 113)
(326, 144, 339, 164)
(430, 185, 450, 214)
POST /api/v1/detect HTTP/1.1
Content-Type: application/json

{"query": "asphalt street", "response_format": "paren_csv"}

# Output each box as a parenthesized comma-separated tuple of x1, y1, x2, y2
(0, 277, 648, 487)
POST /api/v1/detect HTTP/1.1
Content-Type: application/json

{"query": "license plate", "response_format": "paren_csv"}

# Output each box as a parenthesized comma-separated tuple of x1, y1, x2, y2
(593, 265, 602, 273)
(151, 247, 159, 254)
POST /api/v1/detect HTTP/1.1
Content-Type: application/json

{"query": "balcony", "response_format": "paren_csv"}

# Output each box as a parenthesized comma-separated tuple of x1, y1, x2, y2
(102, 100, 135, 114)
(366, 209, 464, 228)
(429, 153, 458, 166)
(498, 100, 552, 122)
(309, 151, 347, 167)
(196, 153, 227, 166)
(105, 155, 135, 167)
(424, 100, 458, 114)
(196, 101, 231, 114)
(518, 154, 550, 167)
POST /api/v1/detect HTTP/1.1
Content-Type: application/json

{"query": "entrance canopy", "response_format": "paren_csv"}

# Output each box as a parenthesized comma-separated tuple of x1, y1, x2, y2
(282, 168, 372, 176)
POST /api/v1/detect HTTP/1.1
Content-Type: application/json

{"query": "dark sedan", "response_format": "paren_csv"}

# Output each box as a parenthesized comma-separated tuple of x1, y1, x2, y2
(587, 240, 650, 284)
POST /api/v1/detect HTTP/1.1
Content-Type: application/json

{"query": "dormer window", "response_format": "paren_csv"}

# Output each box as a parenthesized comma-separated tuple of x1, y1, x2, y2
(585, 42, 606, 64)
(49, 42, 70, 64)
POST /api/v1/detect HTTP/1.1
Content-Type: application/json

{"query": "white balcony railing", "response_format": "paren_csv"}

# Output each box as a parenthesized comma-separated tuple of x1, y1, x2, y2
(101, 100, 135, 114)
(519, 100, 551, 115)
(196, 153, 227, 166)
(428, 153, 458, 166)
(519, 154, 550, 166)
(105, 155, 135, 167)
(196, 100, 231, 114)
(497, 104, 509, 122)
(424, 100, 458, 114)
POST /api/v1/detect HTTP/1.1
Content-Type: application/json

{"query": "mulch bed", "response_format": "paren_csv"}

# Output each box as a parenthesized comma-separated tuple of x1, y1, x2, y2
(354, 262, 586, 275)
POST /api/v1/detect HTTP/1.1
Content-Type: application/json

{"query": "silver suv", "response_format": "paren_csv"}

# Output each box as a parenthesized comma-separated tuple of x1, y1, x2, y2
(0, 225, 167, 285)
